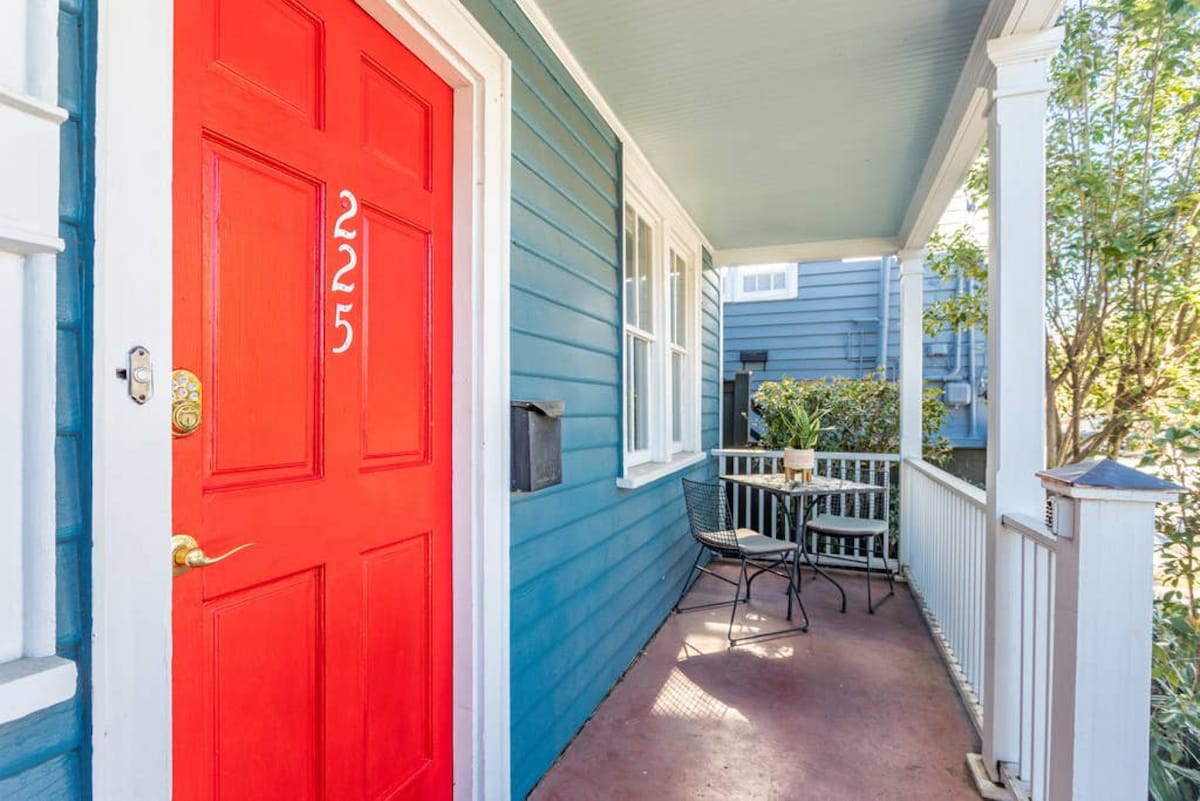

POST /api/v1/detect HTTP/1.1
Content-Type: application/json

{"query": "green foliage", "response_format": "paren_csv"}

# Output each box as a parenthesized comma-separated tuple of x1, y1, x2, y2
(1138, 404, 1200, 800)
(923, 225, 988, 338)
(751, 372, 951, 462)
(924, 0, 1200, 466)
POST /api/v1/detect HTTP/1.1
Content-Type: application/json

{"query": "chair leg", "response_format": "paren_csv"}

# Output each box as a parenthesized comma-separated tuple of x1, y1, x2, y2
(866, 542, 874, 614)
(866, 534, 896, 614)
(727, 559, 748, 645)
(789, 552, 809, 631)
(674, 545, 704, 612)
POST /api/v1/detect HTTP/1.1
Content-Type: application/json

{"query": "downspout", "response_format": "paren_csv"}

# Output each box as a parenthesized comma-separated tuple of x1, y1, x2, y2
(946, 269, 965, 381)
(877, 257, 891, 374)
(968, 277, 979, 438)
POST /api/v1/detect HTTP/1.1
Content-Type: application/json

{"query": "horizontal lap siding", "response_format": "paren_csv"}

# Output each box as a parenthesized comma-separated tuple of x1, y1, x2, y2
(723, 259, 984, 448)
(0, 1, 93, 797)
(459, 2, 718, 796)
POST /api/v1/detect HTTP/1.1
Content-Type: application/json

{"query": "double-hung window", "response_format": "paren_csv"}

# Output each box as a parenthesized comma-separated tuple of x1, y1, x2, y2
(619, 192, 705, 487)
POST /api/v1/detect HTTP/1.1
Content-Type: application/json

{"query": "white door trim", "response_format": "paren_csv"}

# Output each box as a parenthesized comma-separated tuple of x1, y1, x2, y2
(90, 1, 512, 798)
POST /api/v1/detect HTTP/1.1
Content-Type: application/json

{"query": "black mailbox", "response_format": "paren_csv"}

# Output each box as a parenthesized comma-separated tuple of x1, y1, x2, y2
(511, 400, 565, 492)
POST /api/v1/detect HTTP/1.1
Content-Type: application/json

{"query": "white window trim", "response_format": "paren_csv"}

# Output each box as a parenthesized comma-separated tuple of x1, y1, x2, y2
(724, 263, 798, 302)
(0, 0, 77, 725)
(91, 1, 513, 800)
(619, 181, 704, 487)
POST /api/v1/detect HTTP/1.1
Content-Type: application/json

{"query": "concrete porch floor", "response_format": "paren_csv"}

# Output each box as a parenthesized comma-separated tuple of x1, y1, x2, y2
(528, 561, 980, 801)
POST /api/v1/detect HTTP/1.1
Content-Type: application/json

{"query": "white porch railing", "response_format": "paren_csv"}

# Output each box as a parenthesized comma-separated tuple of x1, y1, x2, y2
(900, 457, 987, 731)
(713, 449, 898, 568)
(996, 512, 1059, 801)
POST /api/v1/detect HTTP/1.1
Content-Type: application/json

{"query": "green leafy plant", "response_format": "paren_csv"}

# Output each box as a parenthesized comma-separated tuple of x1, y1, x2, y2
(773, 404, 830, 450)
(1138, 405, 1200, 801)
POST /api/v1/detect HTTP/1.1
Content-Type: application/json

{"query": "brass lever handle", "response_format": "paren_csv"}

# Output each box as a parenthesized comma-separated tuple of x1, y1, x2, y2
(172, 534, 255, 577)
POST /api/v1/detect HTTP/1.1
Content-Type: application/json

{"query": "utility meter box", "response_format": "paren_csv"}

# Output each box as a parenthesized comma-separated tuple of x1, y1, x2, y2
(944, 381, 974, 406)
(511, 400, 565, 492)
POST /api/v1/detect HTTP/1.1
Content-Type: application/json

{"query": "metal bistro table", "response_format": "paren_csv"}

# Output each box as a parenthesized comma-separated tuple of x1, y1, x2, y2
(720, 473, 885, 613)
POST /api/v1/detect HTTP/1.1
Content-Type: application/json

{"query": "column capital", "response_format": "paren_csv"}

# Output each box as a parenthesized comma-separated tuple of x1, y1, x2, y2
(987, 28, 1064, 98)
(896, 248, 926, 275)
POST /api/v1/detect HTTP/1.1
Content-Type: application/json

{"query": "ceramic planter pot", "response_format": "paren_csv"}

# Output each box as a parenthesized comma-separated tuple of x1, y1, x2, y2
(783, 447, 816, 471)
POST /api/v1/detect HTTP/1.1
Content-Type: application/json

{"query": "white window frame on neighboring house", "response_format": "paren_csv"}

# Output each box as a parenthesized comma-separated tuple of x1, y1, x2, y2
(723, 262, 798, 302)
(617, 177, 706, 489)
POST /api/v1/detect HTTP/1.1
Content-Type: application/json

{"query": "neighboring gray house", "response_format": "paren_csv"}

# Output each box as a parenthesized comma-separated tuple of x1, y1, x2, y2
(722, 256, 987, 471)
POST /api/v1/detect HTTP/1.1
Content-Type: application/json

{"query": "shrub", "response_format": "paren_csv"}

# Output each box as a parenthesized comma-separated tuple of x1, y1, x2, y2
(751, 371, 951, 463)
(1140, 408, 1200, 801)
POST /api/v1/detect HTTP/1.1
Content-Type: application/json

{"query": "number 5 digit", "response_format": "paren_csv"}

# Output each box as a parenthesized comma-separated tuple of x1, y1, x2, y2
(331, 303, 354, 354)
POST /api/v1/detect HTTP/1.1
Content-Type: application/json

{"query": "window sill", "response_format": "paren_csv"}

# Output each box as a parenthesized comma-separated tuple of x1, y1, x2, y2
(616, 451, 709, 490)
(0, 655, 77, 725)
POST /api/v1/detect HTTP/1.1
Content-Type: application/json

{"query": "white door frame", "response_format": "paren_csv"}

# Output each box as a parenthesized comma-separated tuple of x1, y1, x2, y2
(90, 1, 512, 798)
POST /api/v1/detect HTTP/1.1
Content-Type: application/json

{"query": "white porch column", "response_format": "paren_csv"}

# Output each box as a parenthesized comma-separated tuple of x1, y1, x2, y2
(981, 27, 1064, 778)
(897, 248, 925, 569)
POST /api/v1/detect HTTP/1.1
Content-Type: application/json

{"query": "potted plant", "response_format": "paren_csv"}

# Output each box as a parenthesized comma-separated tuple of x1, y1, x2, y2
(778, 405, 829, 482)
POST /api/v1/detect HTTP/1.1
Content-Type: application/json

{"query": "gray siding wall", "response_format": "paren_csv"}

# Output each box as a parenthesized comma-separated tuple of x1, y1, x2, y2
(723, 259, 986, 448)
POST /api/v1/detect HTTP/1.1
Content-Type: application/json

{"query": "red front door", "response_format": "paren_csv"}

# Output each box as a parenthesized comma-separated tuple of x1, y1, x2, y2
(172, 1, 454, 798)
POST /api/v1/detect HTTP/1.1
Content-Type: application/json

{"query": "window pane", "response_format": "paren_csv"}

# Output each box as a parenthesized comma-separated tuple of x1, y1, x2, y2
(772, 270, 786, 290)
(742, 274, 755, 292)
(671, 351, 684, 443)
(637, 217, 654, 332)
(628, 335, 650, 451)
(624, 207, 636, 325)
(669, 251, 683, 346)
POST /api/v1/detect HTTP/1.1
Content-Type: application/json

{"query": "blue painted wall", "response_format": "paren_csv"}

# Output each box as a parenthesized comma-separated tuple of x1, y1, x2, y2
(0, 0, 94, 798)
(456, 2, 720, 796)
(722, 259, 986, 448)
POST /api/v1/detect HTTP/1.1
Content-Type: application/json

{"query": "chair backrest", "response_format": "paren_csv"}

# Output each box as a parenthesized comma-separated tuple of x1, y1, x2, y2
(681, 479, 740, 552)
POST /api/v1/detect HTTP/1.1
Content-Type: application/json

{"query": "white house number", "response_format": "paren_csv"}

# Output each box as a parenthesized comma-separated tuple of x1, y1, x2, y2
(331, 189, 358, 354)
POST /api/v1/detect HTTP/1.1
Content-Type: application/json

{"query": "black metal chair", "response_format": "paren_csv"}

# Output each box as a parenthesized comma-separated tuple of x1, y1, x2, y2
(676, 479, 808, 645)
(806, 510, 895, 614)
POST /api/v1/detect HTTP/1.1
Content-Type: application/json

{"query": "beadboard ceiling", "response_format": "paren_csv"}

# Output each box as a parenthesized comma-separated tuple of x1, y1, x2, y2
(532, 0, 990, 252)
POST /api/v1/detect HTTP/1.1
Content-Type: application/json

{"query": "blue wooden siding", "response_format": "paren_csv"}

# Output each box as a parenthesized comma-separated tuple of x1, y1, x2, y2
(0, 1, 94, 798)
(722, 259, 986, 448)
(457, 2, 719, 796)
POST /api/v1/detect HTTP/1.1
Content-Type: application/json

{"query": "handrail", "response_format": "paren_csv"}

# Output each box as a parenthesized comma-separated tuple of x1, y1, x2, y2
(712, 448, 900, 463)
(904, 456, 986, 510)
(1001, 513, 1060, 550)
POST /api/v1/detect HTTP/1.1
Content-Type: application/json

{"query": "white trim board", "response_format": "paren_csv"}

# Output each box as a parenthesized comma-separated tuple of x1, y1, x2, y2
(512, 0, 712, 255)
(898, 0, 1064, 250)
(90, 2, 513, 800)
(714, 237, 899, 269)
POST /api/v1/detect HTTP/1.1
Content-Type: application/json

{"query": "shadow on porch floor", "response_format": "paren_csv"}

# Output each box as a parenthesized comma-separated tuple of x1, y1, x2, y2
(528, 562, 980, 801)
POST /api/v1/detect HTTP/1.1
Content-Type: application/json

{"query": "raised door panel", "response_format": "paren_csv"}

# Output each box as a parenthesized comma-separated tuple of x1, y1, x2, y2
(201, 140, 323, 489)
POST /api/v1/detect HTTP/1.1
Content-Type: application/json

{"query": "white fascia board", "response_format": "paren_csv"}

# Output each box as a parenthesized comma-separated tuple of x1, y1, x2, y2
(899, 0, 1065, 250)
(512, 0, 712, 255)
(713, 237, 899, 269)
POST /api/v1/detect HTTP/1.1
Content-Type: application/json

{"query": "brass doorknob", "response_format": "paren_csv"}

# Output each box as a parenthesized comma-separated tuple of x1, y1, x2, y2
(171, 534, 254, 577)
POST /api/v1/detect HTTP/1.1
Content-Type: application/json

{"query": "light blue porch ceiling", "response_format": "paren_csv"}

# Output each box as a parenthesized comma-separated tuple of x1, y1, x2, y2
(533, 0, 990, 251)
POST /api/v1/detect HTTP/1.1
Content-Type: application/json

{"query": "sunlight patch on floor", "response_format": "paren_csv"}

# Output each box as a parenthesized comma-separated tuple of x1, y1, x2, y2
(649, 666, 749, 723)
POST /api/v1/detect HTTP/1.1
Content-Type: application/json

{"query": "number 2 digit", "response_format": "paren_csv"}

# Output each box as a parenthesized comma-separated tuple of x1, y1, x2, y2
(334, 189, 358, 239)
(331, 244, 357, 293)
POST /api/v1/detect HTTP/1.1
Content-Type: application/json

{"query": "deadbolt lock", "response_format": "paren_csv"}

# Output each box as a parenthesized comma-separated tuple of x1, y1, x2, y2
(172, 369, 202, 437)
